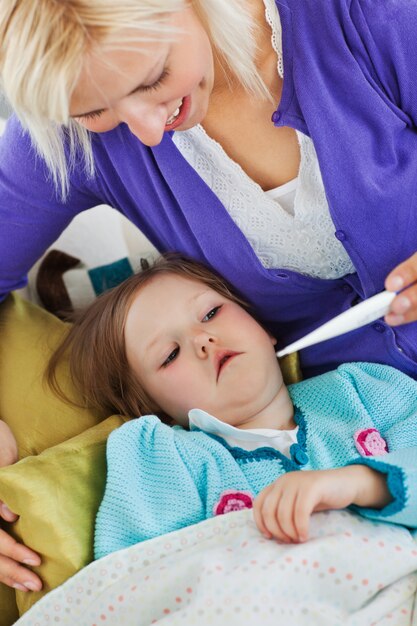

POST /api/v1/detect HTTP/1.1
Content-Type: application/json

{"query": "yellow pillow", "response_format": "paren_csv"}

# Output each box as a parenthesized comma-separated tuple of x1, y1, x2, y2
(0, 415, 128, 617)
(0, 293, 109, 457)
(0, 293, 111, 624)
(279, 352, 302, 386)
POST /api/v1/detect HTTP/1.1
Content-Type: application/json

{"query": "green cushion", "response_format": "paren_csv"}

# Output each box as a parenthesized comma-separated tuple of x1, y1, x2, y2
(0, 294, 122, 621)
(0, 294, 108, 457)
(0, 416, 128, 616)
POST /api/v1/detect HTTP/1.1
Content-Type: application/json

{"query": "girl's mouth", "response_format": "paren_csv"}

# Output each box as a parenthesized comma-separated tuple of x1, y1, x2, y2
(216, 352, 241, 381)
(164, 95, 191, 131)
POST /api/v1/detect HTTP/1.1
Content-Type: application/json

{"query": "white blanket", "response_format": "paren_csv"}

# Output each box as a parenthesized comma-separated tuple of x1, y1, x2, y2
(16, 510, 417, 626)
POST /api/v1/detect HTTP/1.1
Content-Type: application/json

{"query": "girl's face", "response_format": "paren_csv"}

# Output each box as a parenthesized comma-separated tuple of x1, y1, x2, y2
(70, 6, 214, 146)
(124, 273, 284, 427)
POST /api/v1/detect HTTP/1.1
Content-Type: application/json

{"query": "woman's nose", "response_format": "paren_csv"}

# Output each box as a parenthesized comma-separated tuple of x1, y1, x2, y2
(193, 332, 216, 358)
(119, 100, 168, 146)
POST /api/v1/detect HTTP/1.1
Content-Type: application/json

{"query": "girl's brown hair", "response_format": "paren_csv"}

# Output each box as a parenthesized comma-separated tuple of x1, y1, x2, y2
(46, 254, 248, 420)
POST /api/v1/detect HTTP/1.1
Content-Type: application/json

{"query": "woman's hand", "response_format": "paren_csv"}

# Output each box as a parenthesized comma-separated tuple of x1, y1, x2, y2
(385, 253, 417, 325)
(0, 420, 42, 591)
(0, 420, 18, 467)
(253, 466, 391, 544)
(0, 505, 42, 591)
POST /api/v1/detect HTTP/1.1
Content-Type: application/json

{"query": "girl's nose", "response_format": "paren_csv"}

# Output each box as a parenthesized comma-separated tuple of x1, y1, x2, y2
(119, 100, 168, 146)
(193, 332, 216, 358)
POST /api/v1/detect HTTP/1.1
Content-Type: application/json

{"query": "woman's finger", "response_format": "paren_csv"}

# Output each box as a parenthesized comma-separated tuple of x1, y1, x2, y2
(0, 501, 18, 523)
(0, 554, 42, 591)
(0, 421, 18, 468)
(386, 252, 417, 293)
(385, 282, 417, 325)
(385, 253, 417, 324)
(0, 527, 41, 572)
(0, 525, 43, 591)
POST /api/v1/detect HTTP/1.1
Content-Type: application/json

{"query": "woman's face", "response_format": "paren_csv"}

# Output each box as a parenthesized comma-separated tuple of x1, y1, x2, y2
(70, 7, 214, 146)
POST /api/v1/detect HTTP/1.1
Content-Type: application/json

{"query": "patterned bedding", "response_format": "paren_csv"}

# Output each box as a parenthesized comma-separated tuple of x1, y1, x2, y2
(15, 508, 417, 626)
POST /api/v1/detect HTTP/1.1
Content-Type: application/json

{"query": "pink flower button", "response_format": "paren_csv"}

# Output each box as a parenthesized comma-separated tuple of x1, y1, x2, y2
(354, 428, 388, 457)
(213, 490, 254, 516)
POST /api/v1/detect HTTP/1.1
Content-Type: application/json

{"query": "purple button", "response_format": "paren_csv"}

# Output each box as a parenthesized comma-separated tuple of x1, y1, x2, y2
(372, 322, 386, 333)
(335, 230, 346, 241)
(342, 284, 353, 294)
(271, 110, 281, 124)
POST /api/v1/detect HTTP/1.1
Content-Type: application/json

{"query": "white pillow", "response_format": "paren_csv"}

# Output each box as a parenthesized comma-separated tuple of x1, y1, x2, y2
(0, 114, 157, 308)
(27, 206, 157, 307)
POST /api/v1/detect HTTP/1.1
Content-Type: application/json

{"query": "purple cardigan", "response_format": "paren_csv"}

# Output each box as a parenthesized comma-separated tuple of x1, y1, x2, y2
(1, 0, 417, 379)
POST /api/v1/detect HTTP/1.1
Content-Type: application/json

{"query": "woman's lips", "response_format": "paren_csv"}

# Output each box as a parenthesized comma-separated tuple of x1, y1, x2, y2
(164, 95, 191, 131)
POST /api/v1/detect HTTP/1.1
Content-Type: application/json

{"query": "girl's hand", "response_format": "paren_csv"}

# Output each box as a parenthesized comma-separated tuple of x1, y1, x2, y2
(385, 253, 417, 325)
(253, 466, 390, 543)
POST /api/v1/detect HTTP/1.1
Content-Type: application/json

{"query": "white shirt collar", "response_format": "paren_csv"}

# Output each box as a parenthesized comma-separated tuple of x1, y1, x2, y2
(188, 408, 299, 456)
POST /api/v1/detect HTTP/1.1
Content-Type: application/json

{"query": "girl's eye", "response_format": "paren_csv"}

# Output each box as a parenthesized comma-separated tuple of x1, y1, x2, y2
(162, 346, 179, 367)
(140, 68, 170, 93)
(202, 306, 222, 322)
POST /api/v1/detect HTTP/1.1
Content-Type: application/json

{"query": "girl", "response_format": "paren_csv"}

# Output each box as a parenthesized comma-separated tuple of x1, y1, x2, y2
(46, 256, 417, 559)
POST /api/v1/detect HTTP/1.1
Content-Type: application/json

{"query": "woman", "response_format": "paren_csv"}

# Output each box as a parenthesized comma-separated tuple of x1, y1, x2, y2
(0, 0, 417, 593)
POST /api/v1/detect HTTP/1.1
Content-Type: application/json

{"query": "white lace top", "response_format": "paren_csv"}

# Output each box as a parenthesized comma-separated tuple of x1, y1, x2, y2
(173, 0, 355, 279)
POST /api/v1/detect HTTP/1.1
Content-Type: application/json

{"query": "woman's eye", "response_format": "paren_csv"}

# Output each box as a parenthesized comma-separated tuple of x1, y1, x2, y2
(202, 306, 222, 322)
(76, 109, 105, 122)
(75, 69, 170, 125)
(162, 347, 179, 367)
(140, 68, 170, 93)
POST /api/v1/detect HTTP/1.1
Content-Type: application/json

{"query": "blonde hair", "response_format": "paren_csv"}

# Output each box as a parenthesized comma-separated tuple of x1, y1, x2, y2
(0, 0, 269, 198)
(46, 254, 250, 420)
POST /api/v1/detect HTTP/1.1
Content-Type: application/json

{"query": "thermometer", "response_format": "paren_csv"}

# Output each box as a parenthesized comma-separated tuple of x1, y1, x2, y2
(276, 290, 396, 358)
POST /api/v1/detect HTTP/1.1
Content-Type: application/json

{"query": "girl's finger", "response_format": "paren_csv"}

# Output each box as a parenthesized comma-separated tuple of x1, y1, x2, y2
(293, 490, 315, 542)
(253, 494, 271, 538)
(261, 490, 291, 542)
(274, 487, 299, 543)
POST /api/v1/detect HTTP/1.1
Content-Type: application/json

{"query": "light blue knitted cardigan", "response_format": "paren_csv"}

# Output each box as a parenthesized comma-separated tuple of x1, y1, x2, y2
(95, 362, 417, 559)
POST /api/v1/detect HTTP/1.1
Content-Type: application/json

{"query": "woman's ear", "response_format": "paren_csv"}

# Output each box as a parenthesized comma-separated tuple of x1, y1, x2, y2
(269, 333, 277, 346)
